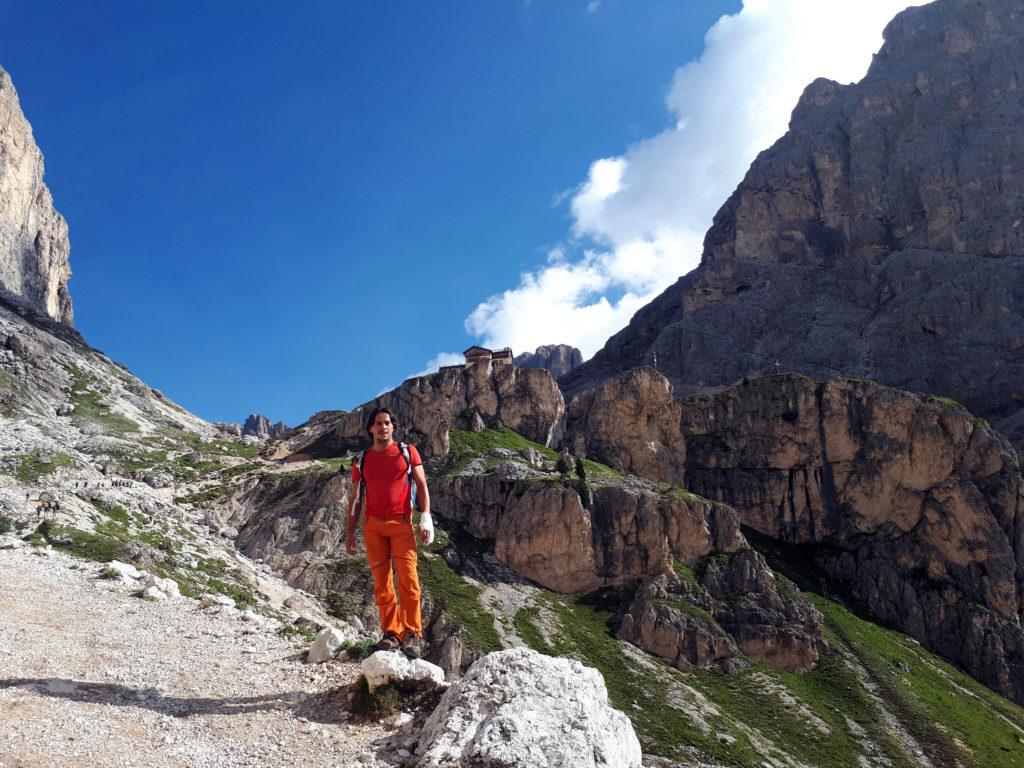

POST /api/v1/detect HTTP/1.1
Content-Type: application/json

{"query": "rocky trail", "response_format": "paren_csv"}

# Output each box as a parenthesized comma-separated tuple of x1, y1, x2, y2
(0, 543, 404, 768)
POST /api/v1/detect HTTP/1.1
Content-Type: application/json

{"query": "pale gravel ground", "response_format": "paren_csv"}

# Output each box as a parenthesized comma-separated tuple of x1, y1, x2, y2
(0, 543, 411, 768)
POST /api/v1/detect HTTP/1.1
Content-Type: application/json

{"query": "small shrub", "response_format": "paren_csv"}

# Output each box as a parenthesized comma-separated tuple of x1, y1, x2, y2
(350, 675, 400, 719)
(130, 588, 156, 602)
(340, 639, 375, 660)
(0, 515, 13, 534)
(35, 519, 56, 540)
(325, 590, 361, 620)
(277, 624, 318, 644)
(98, 565, 121, 580)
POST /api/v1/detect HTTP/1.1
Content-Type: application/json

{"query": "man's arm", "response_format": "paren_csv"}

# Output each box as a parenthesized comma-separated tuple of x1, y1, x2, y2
(345, 491, 360, 555)
(413, 464, 434, 544)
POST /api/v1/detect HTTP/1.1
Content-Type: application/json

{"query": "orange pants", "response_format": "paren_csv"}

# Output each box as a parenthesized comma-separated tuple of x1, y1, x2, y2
(364, 515, 422, 638)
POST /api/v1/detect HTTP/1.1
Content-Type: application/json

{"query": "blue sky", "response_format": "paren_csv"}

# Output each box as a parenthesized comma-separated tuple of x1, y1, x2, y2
(1, 1, 915, 426)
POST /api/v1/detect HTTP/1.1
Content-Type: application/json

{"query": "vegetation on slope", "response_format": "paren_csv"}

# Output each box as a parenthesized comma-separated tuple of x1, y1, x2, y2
(511, 580, 1024, 767)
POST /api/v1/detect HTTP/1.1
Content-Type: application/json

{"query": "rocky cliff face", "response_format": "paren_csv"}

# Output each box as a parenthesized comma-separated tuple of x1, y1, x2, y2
(564, 366, 684, 485)
(435, 470, 743, 595)
(0, 67, 72, 325)
(241, 413, 287, 439)
(561, 0, 1024, 436)
(269, 362, 565, 460)
(514, 344, 583, 381)
(678, 374, 1024, 703)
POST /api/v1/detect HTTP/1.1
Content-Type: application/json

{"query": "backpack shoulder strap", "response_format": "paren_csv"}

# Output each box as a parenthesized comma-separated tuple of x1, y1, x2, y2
(353, 450, 368, 494)
(398, 442, 413, 480)
(399, 442, 418, 514)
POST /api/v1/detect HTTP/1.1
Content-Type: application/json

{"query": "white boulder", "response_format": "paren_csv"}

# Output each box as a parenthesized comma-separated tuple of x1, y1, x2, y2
(360, 650, 446, 693)
(307, 626, 356, 664)
(416, 647, 642, 768)
(105, 560, 142, 581)
(143, 573, 181, 598)
(200, 593, 235, 609)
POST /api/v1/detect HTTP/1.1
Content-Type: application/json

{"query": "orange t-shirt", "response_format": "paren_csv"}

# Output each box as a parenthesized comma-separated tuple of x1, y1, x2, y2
(352, 442, 422, 518)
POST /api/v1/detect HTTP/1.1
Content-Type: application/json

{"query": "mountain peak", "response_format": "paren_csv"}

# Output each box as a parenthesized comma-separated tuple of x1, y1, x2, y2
(0, 67, 73, 325)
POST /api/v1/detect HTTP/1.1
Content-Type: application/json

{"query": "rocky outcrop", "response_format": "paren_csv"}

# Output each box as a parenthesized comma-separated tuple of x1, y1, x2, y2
(0, 67, 72, 325)
(241, 413, 287, 439)
(561, 0, 1024, 434)
(416, 647, 642, 768)
(618, 550, 824, 674)
(514, 344, 583, 381)
(678, 373, 1024, 703)
(434, 470, 743, 594)
(564, 367, 685, 485)
(269, 363, 565, 460)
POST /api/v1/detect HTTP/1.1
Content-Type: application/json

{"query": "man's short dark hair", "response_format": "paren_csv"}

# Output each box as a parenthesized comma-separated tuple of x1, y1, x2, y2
(365, 407, 397, 435)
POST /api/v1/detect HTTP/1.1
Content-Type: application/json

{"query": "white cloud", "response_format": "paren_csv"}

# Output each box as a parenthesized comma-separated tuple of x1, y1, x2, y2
(410, 351, 464, 379)
(467, 0, 926, 359)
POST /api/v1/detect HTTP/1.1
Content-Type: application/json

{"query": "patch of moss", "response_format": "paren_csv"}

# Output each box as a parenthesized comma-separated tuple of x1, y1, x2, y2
(219, 462, 262, 480)
(325, 590, 363, 620)
(89, 499, 132, 526)
(448, 427, 557, 458)
(14, 453, 76, 484)
(278, 624, 318, 644)
(655, 482, 708, 504)
(195, 556, 229, 578)
(205, 577, 257, 610)
(350, 676, 401, 719)
(418, 552, 502, 654)
(671, 560, 702, 593)
(69, 365, 138, 434)
(513, 604, 555, 655)
(340, 639, 376, 660)
(49, 526, 127, 563)
(174, 484, 226, 506)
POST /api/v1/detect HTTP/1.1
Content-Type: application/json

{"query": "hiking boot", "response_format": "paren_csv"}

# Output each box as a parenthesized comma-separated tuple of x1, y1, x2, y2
(401, 633, 424, 659)
(372, 631, 401, 652)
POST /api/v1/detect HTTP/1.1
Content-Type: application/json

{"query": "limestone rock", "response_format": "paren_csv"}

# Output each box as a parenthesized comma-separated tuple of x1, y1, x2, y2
(434, 472, 743, 594)
(514, 344, 583, 381)
(416, 647, 642, 768)
(104, 560, 142, 582)
(617, 551, 824, 674)
(269, 363, 565, 460)
(142, 573, 181, 599)
(561, 0, 1024, 436)
(307, 626, 355, 664)
(616, 575, 738, 672)
(565, 367, 685, 484)
(213, 422, 243, 438)
(200, 593, 235, 609)
(242, 413, 288, 439)
(679, 374, 1024, 702)
(0, 67, 72, 325)
(360, 650, 445, 693)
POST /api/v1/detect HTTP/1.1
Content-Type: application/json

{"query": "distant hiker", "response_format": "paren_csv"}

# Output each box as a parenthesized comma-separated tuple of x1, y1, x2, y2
(345, 407, 434, 659)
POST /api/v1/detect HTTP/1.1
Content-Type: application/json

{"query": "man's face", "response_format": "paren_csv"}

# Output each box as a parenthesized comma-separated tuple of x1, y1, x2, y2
(370, 413, 394, 443)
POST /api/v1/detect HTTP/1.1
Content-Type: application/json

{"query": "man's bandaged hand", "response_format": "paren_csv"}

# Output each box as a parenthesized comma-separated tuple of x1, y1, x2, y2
(418, 512, 435, 545)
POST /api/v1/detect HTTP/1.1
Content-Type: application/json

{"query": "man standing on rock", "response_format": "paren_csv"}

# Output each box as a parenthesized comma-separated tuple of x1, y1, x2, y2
(345, 407, 434, 659)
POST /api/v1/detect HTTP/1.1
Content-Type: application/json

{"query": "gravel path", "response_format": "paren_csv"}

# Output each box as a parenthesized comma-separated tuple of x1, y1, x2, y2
(0, 544, 404, 768)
